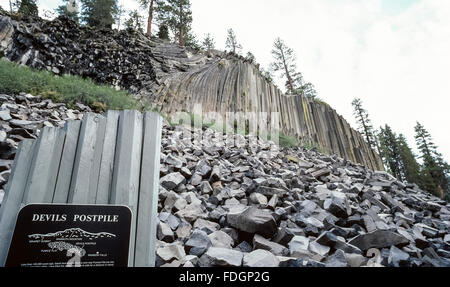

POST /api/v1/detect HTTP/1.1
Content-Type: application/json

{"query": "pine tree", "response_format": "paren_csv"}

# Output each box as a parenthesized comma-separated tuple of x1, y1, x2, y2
(397, 134, 421, 184)
(155, 0, 192, 46)
(414, 122, 449, 198)
(56, 0, 80, 23)
(352, 98, 377, 151)
(16, 0, 38, 17)
(183, 31, 200, 50)
(225, 28, 242, 54)
(246, 52, 255, 63)
(260, 67, 273, 84)
(157, 23, 169, 40)
(80, 0, 118, 28)
(202, 33, 215, 51)
(270, 37, 309, 95)
(124, 10, 144, 32)
(378, 125, 402, 180)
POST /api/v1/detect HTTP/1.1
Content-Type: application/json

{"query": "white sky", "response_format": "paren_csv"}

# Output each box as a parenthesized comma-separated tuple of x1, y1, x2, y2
(1, 0, 449, 162)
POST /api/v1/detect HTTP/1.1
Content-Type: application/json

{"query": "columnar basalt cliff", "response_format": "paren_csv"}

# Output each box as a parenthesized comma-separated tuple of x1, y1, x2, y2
(0, 14, 383, 170)
(154, 57, 384, 170)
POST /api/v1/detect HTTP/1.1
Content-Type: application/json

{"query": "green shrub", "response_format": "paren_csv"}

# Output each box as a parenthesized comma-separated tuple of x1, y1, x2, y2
(0, 59, 137, 110)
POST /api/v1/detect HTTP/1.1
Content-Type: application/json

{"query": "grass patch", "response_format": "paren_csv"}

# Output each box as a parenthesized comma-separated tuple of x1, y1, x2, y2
(0, 59, 137, 111)
(279, 133, 299, 148)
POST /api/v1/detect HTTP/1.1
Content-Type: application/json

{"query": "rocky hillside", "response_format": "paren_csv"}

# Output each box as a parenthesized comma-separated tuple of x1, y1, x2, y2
(0, 93, 449, 267)
(0, 14, 382, 170)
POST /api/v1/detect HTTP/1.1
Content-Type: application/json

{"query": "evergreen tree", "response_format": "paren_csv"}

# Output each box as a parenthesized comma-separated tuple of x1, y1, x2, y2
(157, 23, 169, 40)
(124, 10, 144, 32)
(225, 28, 242, 54)
(80, 0, 118, 28)
(155, 0, 192, 46)
(16, 0, 38, 17)
(260, 67, 273, 84)
(414, 122, 449, 198)
(270, 37, 311, 96)
(352, 98, 377, 151)
(246, 51, 255, 63)
(183, 30, 200, 50)
(56, 0, 80, 22)
(202, 33, 215, 51)
(378, 125, 402, 180)
(397, 134, 421, 184)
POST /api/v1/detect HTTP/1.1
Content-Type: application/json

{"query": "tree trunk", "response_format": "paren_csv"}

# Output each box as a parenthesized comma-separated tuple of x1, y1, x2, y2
(146, 0, 154, 36)
(9, 0, 13, 13)
(280, 49, 294, 94)
(178, 5, 184, 46)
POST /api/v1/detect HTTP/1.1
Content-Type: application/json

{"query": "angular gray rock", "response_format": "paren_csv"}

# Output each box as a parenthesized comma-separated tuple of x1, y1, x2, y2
(160, 172, 186, 190)
(208, 231, 234, 249)
(199, 247, 243, 267)
(227, 206, 277, 238)
(253, 234, 289, 256)
(185, 230, 212, 256)
(349, 230, 409, 251)
(243, 250, 280, 267)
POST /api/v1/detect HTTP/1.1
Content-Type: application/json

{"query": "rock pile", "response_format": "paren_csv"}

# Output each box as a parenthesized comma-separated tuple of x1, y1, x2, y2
(0, 93, 449, 267)
(155, 125, 450, 267)
(0, 92, 85, 202)
(0, 14, 210, 94)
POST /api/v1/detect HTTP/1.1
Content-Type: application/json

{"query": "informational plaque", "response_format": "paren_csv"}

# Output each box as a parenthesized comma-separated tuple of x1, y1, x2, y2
(5, 204, 132, 267)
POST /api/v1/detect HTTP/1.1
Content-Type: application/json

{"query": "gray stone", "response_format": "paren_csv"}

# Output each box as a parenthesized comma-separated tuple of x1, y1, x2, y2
(444, 234, 450, 244)
(267, 194, 279, 209)
(185, 230, 212, 256)
(316, 231, 338, 247)
(345, 253, 367, 267)
(157, 221, 175, 242)
(176, 203, 205, 223)
(349, 230, 409, 251)
(249, 193, 268, 206)
(209, 165, 221, 182)
(160, 172, 186, 190)
(200, 181, 213, 194)
(325, 250, 348, 267)
(190, 173, 203, 186)
(253, 234, 289, 256)
(199, 247, 243, 267)
(243, 250, 280, 267)
(196, 160, 212, 177)
(288, 236, 310, 258)
(309, 241, 330, 257)
(227, 207, 277, 238)
(176, 221, 192, 239)
(388, 246, 410, 267)
(0, 109, 11, 121)
(165, 154, 183, 168)
(208, 231, 234, 249)
(156, 242, 186, 262)
(236, 241, 253, 253)
(324, 197, 348, 218)
(193, 218, 220, 235)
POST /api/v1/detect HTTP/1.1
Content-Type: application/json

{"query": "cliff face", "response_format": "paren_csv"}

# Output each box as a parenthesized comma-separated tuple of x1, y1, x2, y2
(154, 57, 384, 170)
(0, 15, 383, 170)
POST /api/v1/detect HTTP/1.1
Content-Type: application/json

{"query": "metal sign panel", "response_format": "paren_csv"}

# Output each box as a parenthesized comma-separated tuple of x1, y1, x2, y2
(5, 204, 132, 267)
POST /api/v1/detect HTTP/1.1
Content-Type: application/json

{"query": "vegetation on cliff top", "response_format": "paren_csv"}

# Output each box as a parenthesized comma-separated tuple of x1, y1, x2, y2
(0, 59, 137, 111)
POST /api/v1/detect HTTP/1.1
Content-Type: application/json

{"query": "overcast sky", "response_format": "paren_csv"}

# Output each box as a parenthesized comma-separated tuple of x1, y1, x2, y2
(1, 0, 449, 162)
